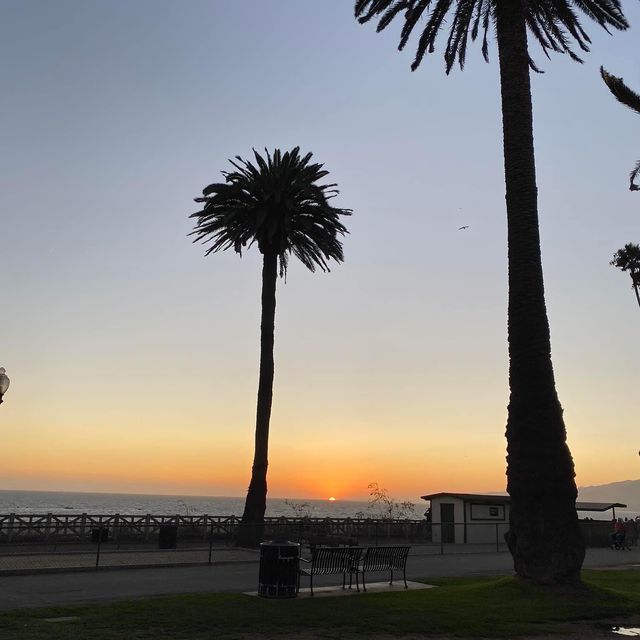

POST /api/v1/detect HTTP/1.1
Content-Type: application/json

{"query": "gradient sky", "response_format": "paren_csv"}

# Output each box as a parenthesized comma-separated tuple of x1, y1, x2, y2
(1, 0, 639, 501)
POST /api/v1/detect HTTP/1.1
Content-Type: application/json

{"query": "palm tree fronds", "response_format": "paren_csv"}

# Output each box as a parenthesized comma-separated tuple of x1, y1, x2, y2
(611, 243, 640, 300)
(190, 148, 351, 277)
(600, 68, 640, 192)
(610, 242, 640, 270)
(572, 0, 628, 31)
(445, 0, 476, 72)
(378, 0, 411, 31)
(355, 0, 629, 73)
(356, 0, 399, 24)
(601, 67, 640, 115)
(630, 160, 640, 191)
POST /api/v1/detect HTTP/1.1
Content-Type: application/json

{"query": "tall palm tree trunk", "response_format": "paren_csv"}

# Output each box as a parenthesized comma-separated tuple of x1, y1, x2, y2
(631, 273, 640, 310)
(237, 251, 278, 548)
(496, 0, 584, 584)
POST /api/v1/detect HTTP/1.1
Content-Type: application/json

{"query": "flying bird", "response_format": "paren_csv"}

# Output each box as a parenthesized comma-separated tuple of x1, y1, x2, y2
(458, 225, 470, 230)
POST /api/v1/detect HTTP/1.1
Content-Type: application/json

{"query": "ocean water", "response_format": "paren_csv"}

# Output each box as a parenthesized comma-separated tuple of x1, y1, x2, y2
(0, 490, 416, 519)
(0, 490, 633, 520)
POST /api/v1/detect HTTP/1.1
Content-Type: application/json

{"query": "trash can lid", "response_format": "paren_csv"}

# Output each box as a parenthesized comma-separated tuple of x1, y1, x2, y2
(260, 541, 300, 548)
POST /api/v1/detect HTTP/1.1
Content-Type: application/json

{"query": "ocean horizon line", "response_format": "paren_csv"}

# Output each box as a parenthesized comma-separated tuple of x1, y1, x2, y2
(0, 488, 377, 503)
(0, 489, 421, 518)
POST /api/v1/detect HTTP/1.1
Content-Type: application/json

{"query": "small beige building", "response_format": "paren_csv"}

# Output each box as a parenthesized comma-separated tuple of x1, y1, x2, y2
(422, 492, 626, 545)
(423, 492, 510, 545)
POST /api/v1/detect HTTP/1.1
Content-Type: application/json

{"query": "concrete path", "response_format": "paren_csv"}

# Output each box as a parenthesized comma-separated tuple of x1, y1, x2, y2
(0, 545, 259, 573)
(0, 547, 637, 612)
(0, 542, 503, 574)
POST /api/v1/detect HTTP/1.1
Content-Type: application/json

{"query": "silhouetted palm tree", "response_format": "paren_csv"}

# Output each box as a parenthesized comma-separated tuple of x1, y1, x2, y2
(355, 0, 630, 584)
(190, 148, 351, 547)
(601, 67, 640, 191)
(611, 243, 640, 310)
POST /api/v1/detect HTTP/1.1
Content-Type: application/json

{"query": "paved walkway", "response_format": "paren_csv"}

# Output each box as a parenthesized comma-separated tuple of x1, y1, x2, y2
(0, 545, 259, 573)
(0, 547, 637, 612)
(0, 542, 509, 574)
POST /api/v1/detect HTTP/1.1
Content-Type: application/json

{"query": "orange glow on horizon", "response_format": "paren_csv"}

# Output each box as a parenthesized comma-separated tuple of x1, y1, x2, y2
(2, 406, 638, 500)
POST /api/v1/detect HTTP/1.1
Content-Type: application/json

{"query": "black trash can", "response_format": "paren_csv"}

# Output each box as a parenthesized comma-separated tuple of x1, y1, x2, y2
(91, 528, 108, 543)
(258, 541, 300, 598)
(158, 525, 178, 549)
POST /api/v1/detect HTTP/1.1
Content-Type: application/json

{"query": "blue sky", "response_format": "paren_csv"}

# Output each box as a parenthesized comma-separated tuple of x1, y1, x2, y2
(1, 0, 639, 498)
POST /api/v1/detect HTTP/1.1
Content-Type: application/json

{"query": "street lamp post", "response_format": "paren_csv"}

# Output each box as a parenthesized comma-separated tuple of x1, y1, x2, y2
(0, 368, 10, 404)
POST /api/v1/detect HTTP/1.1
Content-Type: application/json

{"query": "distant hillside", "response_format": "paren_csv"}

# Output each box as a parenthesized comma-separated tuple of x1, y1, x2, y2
(578, 479, 640, 511)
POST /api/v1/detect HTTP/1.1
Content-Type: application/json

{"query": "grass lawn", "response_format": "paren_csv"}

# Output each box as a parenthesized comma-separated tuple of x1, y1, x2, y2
(0, 569, 638, 639)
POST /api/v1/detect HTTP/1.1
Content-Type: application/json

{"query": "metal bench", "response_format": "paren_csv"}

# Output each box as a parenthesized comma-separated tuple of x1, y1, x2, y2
(297, 546, 362, 596)
(352, 545, 410, 592)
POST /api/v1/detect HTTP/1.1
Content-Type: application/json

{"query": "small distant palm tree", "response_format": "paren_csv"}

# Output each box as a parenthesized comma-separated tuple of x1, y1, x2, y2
(601, 68, 640, 192)
(611, 243, 640, 310)
(355, 0, 631, 585)
(190, 147, 351, 547)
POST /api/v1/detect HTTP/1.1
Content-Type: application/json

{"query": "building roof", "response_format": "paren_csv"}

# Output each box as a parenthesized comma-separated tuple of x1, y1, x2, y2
(421, 492, 511, 505)
(420, 493, 626, 511)
(575, 501, 627, 512)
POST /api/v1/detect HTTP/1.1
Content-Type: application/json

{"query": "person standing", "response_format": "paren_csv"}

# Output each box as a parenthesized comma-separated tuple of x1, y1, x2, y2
(613, 518, 627, 550)
(626, 518, 638, 547)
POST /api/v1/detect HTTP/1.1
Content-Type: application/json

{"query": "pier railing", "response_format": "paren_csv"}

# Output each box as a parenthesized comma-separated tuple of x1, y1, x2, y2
(0, 513, 429, 545)
(0, 513, 622, 546)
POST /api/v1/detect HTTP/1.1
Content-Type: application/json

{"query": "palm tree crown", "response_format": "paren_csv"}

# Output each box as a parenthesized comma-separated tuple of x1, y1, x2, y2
(601, 67, 640, 190)
(355, 0, 628, 73)
(190, 147, 351, 274)
(611, 243, 640, 310)
(611, 242, 640, 272)
(611, 243, 640, 285)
